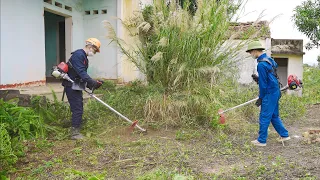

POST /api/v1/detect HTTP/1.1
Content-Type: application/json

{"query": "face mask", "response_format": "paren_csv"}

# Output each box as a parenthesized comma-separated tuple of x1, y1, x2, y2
(251, 54, 256, 59)
(88, 50, 94, 57)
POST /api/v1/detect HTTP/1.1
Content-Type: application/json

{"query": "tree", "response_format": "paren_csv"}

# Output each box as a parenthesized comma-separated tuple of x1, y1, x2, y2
(292, 0, 320, 50)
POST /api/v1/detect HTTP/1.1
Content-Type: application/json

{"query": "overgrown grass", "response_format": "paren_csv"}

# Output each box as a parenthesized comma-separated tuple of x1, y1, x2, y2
(3, 66, 319, 179)
(136, 169, 194, 180)
(31, 91, 71, 128)
(83, 80, 259, 131)
(302, 66, 320, 104)
(95, 0, 281, 131)
(104, 0, 262, 93)
(0, 91, 71, 171)
(2, 1, 318, 179)
(0, 99, 46, 169)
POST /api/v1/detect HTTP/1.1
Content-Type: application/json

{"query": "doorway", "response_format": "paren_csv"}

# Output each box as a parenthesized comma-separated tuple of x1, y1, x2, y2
(273, 57, 288, 87)
(44, 11, 69, 82)
(58, 21, 66, 63)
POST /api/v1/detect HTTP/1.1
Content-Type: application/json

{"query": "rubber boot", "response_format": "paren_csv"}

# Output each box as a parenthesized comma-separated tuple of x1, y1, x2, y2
(71, 127, 84, 140)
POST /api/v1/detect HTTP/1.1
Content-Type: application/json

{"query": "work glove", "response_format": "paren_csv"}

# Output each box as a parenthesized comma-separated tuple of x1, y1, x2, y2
(255, 98, 262, 107)
(94, 80, 103, 90)
(87, 80, 103, 90)
(251, 74, 259, 84)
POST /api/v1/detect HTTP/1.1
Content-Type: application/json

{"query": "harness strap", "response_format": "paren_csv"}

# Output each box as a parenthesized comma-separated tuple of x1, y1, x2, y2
(62, 87, 66, 101)
(258, 58, 283, 87)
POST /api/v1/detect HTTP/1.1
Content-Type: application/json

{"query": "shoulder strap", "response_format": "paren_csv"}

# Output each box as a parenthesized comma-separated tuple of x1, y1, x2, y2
(258, 58, 282, 87)
(258, 58, 272, 66)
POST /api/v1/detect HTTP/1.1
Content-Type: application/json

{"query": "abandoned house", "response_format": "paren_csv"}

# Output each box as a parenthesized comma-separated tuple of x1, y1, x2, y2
(0, 0, 303, 96)
(0, 0, 149, 89)
(233, 22, 304, 95)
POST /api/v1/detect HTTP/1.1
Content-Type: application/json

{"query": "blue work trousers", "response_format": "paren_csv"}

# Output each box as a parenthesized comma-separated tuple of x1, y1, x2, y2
(258, 90, 289, 143)
(66, 87, 83, 128)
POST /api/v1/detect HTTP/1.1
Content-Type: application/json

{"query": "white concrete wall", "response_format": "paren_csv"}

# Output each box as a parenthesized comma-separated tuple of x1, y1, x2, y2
(233, 39, 268, 84)
(272, 54, 303, 96)
(0, 0, 85, 87)
(83, 0, 118, 79)
(116, 0, 144, 83)
(43, 0, 85, 59)
(276, 65, 288, 86)
(0, 0, 46, 85)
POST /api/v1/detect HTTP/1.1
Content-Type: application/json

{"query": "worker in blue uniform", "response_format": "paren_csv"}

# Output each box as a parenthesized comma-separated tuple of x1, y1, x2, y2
(246, 41, 291, 146)
(62, 38, 103, 140)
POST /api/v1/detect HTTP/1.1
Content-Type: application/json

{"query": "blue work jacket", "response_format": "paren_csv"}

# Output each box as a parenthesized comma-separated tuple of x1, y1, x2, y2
(257, 53, 280, 99)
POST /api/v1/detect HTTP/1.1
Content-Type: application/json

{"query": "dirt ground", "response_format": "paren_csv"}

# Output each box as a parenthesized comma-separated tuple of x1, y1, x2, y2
(9, 104, 320, 179)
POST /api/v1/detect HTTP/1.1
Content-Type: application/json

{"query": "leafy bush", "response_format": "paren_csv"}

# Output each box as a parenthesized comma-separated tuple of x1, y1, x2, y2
(30, 91, 71, 127)
(0, 99, 46, 169)
(0, 124, 17, 168)
(302, 67, 320, 104)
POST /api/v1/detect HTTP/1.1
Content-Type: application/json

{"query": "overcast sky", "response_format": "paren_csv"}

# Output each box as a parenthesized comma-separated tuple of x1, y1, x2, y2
(237, 0, 319, 65)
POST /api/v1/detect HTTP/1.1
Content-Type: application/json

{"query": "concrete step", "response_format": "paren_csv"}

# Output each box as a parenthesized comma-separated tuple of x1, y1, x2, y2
(19, 83, 64, 95)
(1, 83, 103, 106)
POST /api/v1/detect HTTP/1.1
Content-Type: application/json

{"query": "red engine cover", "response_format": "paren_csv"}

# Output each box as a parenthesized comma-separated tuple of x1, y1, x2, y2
(57, 62, 69, 73)
(287, 74, 300, 90)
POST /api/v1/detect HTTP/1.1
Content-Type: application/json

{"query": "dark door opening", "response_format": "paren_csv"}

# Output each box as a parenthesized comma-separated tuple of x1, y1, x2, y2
(273, 57, 288, 87)
(58, 21, 66, 63)
(44, 11, 66, 82)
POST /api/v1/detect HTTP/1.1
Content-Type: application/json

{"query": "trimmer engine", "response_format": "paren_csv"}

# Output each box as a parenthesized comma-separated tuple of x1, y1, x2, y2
(51, 62, 74, 83)
(288, 74, 303, 90)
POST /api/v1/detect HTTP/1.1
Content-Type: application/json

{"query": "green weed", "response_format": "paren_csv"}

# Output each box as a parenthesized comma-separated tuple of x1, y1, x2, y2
(35, 139, 54, 151)
(31, 160, 54, 175)
(60, 169, 106, 180)
(72, 147, 82, 157)
(136, 168, 194, 180)
(302, 67, 320, 104)
(0, 99, 47, 169)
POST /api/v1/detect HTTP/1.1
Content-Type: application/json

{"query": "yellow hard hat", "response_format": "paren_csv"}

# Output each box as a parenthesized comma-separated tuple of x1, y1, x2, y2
(86, 38, 101, 52)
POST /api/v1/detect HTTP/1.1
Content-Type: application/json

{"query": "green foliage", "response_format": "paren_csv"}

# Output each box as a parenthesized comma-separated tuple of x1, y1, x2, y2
(104, 0, 262, 93)
(292, 0, 320, 49)
(84, 78, 260, 129)
(0, 99, 46, 169)
(279, 94, 306, 123)
(30, 91, 71, 140)
(59, 169, 106, 179)
(83, 80, 163, 131)
(94, 80, 117, 93)
(302, 66, 320, 104)
(136, 169, 193, 180)
(30, 91, 71, 127)
(0, 124, 17, 168)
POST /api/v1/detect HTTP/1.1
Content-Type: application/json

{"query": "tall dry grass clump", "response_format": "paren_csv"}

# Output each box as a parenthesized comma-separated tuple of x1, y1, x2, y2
(102, 0, 269, 127)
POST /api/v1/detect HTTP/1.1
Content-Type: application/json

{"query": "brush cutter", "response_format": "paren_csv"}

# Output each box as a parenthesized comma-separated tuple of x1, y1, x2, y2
(51, 63, 147, 132)
(218, 74, 303, 124)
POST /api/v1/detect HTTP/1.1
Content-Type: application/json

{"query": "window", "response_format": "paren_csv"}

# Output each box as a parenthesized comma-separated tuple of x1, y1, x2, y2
(65, 5, 72, 12)
(101, 9, 107, 14)
(43, 0, 52, 4)
(55, 1, 62, 8)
